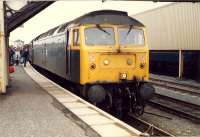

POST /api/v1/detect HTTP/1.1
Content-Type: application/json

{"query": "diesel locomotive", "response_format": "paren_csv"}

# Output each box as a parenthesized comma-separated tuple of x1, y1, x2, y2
(30, 10, 155, 117)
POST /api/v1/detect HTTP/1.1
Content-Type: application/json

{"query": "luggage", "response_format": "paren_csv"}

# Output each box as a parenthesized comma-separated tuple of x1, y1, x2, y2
(9, 65, 15, 73)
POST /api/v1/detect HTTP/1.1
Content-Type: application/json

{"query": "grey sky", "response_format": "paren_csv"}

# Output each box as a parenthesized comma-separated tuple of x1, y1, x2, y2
(10, 1, 170, 44)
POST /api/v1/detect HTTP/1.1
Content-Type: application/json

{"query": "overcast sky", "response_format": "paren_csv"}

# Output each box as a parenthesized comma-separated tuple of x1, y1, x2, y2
(9, 1, 170, 44)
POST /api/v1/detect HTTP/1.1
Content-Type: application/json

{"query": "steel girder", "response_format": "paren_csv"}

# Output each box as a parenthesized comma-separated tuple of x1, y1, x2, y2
(5, 1, 54, 33)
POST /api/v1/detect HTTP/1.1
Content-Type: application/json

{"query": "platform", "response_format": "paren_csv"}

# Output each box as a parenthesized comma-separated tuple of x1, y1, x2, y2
(0, 65, 143, 137)
(150, 74, 200, 88)
(0, 66, 96, 137)
(150, 74, 200, 106)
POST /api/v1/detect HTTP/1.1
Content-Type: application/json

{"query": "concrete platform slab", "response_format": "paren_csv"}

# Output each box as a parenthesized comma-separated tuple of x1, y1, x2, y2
(92, 123, 133, 137)
(70, 107, 99, 116)
(79, 114, 114, 125)
(56, 97, 77, 103)
(53, 94, 72, 98)
(63, 102, 88, 109)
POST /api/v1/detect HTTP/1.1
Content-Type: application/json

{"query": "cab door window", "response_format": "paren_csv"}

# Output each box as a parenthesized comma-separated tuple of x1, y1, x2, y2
(73, 29, 80, 46)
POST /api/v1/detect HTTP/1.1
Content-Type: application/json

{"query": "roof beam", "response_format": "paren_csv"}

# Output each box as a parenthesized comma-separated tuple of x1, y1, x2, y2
(105, 0, 199, 2)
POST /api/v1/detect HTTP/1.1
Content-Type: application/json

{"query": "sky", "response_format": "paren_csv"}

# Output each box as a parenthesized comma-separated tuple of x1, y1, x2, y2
(9, 1, 170, 44)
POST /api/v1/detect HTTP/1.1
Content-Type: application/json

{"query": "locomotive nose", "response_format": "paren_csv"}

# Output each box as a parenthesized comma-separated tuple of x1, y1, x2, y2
(139, 83, 155, 101)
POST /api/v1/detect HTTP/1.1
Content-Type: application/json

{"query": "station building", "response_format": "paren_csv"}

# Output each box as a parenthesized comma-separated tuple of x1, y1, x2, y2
(132, 3, 200, 82)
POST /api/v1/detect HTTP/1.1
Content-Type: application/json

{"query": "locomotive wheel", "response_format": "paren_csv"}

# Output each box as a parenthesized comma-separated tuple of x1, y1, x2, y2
(97, 93, 112, 113)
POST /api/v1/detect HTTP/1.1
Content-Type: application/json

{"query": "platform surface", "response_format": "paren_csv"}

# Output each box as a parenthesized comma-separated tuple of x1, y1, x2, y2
(150, 73, 200, 106)
(0, 66, 92, 137)
(150, 73, 200, 88)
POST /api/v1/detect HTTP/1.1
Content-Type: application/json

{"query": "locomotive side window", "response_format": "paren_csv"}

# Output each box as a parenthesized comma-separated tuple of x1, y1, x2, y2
(73, 29, 80, 46)
(119, 28, 144, 46)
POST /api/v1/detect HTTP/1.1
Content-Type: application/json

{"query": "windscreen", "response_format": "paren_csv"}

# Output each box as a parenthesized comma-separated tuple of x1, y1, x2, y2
(85, 27, 115, 46)
(119, 28, 144, 45)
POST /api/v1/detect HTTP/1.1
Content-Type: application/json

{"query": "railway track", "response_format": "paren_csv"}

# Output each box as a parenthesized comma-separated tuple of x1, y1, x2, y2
(148, 94, 200, 123)
(149, 77, 200, 97)
(125, 113, 174, 137)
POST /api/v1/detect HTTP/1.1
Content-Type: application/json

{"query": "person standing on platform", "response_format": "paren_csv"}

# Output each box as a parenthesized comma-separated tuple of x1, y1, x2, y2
(15, 54, 19, 66)
(9, 47, 15, 65)
(20, 49, 24, 64)
(23, 48, 29, 67)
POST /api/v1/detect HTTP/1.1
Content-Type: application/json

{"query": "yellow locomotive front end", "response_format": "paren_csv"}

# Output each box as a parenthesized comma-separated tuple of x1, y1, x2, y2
(80, 25, 149, 84)
(79, 24, 154, 117)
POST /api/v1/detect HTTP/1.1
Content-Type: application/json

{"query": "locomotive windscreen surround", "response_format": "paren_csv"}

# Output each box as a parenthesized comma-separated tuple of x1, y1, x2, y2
(30, 10, 155, 118)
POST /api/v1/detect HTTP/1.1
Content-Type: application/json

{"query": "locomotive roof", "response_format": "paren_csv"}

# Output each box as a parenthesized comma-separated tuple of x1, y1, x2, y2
(33, 10, 144, 41)
(71, 10, 144, 26)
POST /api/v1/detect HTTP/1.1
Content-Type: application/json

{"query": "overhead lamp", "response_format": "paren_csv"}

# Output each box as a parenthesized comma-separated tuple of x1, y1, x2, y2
(6, 1, 28, 11)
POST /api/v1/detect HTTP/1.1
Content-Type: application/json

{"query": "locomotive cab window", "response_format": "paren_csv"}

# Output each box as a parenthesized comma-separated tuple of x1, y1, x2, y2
(73, 29, 80, 46)
(84, 27, 115, 46)
(119, 28, 144, 46)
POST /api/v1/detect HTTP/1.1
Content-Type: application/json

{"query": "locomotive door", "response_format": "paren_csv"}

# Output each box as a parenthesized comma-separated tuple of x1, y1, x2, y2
(42, 43, 47, 67)
(67, 28, 80, 83)
(66, 30, 70, 78)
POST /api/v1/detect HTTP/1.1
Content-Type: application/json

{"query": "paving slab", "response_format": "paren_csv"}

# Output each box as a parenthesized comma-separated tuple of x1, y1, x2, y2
(70, 107, 99, 116)
(79, 114, 114, 125)
(91, 123, 133, 137)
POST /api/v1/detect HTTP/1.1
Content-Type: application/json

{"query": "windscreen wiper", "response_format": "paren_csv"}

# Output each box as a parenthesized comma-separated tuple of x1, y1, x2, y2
(96, 24, 111, 35)
(126, 25, 133, 36)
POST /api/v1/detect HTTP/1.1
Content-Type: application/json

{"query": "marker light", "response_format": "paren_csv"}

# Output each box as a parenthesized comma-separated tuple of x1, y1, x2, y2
(127, 59, 133, 65)
(103, 59, 109, 65)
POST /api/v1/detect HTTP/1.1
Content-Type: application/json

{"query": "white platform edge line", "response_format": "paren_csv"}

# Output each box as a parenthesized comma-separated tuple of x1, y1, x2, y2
(24, 64, 142, 136)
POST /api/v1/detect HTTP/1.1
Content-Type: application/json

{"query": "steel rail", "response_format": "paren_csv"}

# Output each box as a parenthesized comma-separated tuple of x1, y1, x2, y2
(125, 113, 175, 137)
(148, 94, 200, 123)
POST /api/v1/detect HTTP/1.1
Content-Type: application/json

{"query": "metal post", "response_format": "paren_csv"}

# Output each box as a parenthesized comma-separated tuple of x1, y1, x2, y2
(178, 50, 184, 78)
(0, 1, 7, 93)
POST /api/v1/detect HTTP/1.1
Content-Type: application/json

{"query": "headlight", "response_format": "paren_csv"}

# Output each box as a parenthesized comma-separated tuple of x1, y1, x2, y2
(127, 59, 133, 65)
(103, 59, 109, 65)
(120, 73, 127, 80)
